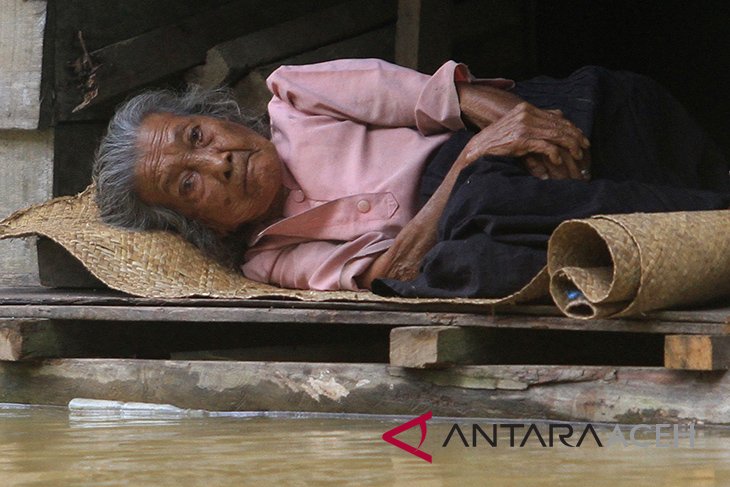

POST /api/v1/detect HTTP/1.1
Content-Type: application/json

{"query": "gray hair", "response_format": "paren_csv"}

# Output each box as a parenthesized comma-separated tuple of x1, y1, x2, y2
(93, 85, 269, 266)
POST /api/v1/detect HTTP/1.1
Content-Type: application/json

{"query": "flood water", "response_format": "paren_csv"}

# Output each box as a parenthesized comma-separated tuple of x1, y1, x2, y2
(1, 403, 729, 486)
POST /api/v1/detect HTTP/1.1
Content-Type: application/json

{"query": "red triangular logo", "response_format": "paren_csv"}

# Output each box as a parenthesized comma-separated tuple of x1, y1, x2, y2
(381, 411, 433, 463)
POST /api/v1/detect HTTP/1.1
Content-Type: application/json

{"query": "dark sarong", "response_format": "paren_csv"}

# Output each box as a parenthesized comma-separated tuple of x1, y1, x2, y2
(374, 66, 730, 298)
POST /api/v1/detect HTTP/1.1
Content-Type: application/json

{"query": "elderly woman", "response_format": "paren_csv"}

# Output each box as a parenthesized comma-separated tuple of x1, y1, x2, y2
(94, 59, 730, 298)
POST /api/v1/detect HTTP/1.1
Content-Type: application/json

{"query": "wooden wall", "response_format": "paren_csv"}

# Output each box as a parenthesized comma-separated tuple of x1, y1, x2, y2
(0, 0, 53, 286)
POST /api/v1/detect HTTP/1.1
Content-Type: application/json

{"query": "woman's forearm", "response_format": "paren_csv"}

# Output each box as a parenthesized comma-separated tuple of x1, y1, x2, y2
(456, 81, 524, 129)
(356, 153, 470, 290)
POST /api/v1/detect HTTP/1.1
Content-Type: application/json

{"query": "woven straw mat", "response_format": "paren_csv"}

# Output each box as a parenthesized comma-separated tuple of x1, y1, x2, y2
(548, 210, 730, 319)
(3, 186, 728, 317)
(0, 186, 547, 305)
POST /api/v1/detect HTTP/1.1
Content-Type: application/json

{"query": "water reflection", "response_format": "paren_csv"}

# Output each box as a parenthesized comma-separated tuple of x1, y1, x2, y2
(0, 404, 729, 486)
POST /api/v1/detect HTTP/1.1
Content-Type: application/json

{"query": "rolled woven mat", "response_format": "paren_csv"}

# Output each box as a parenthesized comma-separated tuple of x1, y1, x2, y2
(0, 186, 547, 305)
(548, 211, 730, 319)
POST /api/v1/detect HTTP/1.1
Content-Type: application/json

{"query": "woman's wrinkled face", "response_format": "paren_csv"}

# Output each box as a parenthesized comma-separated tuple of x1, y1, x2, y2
(134, 113, 282, 235)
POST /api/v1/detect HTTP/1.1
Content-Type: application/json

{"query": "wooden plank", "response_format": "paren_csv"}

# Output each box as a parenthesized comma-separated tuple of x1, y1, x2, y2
(0, 287, 727, 326)
(0, 303, 726, 336)
(0, 320, 52, 361)
(665, 335, 730, 370)
(50, 0, 234, 122)
(647, 307, 730, 325)
(1, 359, 728, 424)
(390, 326, 495, 368)
(0, 0, 47, 129)
(0, 130, 53, 287)
(395, 0, 453, 73)
(58, 0, 346, 117)
(188, 0, 397, 88)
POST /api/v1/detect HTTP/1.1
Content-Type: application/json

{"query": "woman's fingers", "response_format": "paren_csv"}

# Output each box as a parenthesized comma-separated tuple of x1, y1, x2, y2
(524, 138, 564, 167)
(463, 102, 593, 169)
(513, 104, 590, 159)
(558, 148, 583, 179)
(523, 155, 548, 179)
(523, 154, 570, 180)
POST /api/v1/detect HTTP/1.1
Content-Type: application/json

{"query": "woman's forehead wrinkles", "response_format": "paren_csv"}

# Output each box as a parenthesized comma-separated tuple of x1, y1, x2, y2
(148, 117, 185, 193)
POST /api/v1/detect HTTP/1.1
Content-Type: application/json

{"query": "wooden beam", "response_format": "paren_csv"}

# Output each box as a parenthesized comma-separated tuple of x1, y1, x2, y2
(0, 320, 61, 360)
(188, 0, 397, 88)
(58, 0, 345, 117)
(1, 359, 727, 424)
(0, 288, 728, 326)
(395, 0, 453, 73)
(390, 326, 495, 368)
(50, 0, 236, 122)
(0, 302, 727, 335)
(665, 335, 730, 370)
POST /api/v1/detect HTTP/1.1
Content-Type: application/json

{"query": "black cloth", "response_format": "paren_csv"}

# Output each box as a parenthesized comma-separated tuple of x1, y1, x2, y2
(373, 66, 730, 298)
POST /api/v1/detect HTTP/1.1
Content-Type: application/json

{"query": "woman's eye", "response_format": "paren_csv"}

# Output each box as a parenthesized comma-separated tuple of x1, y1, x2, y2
(190, 126, 203, 145)
(180, 174, 196, 195)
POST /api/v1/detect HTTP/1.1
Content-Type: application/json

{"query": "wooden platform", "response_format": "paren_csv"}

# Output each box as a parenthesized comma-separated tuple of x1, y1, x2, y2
(1, 287, 729, 424)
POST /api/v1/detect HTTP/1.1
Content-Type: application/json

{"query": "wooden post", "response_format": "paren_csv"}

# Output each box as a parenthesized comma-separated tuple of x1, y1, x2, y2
(665, 335, 730, 370)
(0, 320, 58, 361)
(395, 0, 453, 73)
(390, 325, 496, 368)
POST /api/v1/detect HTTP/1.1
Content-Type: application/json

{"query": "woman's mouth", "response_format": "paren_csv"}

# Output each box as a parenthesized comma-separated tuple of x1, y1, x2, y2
(242, 150, 258, 194)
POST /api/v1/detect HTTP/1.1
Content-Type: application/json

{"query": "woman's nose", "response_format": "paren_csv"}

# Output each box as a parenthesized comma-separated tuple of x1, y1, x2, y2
(196, 151, 233, 182)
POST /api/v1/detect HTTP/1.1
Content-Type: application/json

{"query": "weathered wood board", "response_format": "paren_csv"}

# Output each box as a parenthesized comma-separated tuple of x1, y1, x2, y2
(0, 359, 725, 424)
(665, 335, 730, 370)
(0, 132, 54, 286)
(0, 288, 727, 325)
(390, 326, 496, 368)
(189, 0, 396, 88)
(0, 0, 47, 129)
(0, 302, 726, 336)
(58, 0, 347, 117)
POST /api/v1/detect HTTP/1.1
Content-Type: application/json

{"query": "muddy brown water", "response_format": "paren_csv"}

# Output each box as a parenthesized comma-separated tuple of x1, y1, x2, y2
(1, 403, 729, 486)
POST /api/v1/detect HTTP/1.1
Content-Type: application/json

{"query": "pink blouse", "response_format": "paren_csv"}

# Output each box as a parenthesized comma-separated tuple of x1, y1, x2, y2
(241, 58, 513, 290)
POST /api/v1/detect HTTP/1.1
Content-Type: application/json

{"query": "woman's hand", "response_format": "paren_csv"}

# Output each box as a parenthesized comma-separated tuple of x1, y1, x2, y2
(464, 103, 591, 180)
(357, 102, 592, 289)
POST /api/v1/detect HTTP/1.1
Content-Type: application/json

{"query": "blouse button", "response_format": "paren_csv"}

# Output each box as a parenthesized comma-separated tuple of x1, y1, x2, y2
(292, 190, 305, 203)
(356, 199, 371, 213)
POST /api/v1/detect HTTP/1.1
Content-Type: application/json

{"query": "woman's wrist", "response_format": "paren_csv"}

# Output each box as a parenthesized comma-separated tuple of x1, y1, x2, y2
(456, 81, 524, 129)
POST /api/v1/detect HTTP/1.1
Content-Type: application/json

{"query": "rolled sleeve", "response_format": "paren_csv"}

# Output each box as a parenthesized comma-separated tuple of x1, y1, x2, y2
(414, 61, 515, 135)
(415, 61, 470, 135)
